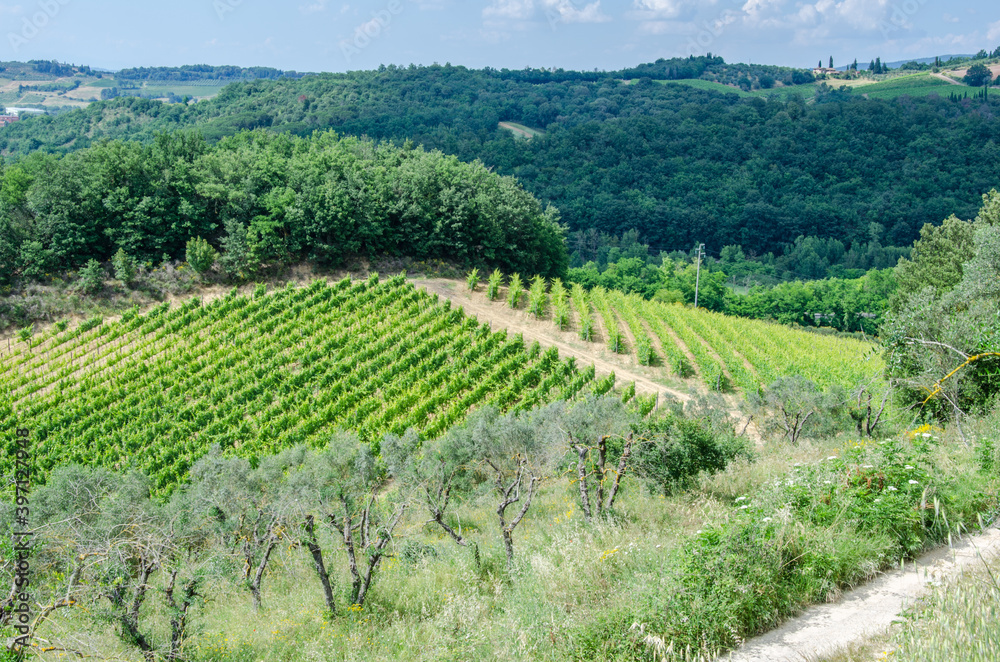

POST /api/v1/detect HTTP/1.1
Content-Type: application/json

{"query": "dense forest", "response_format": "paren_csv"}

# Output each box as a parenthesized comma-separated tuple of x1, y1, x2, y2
(3, 57, 999, 260)
(0, 131, 567, 284)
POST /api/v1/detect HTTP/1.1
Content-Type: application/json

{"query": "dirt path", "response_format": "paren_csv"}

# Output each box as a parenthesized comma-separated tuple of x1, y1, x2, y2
(721, 525, 1000, 661)
(411, 278, 693, 405)
(931, 71, 962, 85)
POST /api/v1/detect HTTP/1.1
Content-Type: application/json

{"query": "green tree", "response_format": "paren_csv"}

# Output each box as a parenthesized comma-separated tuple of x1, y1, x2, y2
(219, 218, 256, 281)
(75, 259, 104, 295)
(892, 214, 981, 307)
(186, 236, 219, 275)
(964, 63, 992, 87)
(111, 248, 137, 286)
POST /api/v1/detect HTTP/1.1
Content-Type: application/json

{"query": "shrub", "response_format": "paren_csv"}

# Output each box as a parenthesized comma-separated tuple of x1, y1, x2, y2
(506, 273, 524, 309)
(186, 236, 220, 275)
(75, 259, 104, 295)
(634, 413, 752, 495)
(466, 267, 479, 292)
(111, 248, 136, 286)
(487, 269, 503, 301)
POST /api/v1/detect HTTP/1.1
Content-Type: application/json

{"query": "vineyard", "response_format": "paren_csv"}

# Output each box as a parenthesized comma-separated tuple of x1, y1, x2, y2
(0, 276, 607, 493)
(478, 277, 883, 394)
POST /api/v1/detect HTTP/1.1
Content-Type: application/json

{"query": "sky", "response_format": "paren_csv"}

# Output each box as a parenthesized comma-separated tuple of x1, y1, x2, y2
(2, 0, 999, 73)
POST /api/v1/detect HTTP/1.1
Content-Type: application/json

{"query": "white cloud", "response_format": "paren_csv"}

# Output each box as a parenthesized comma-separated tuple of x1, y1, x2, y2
(546, 0, 611, 24)
(483, 0, 535, 21)
(631, 0, 688, 19)
(483, 0, 610, 25)
(988, 19, 1000, 41)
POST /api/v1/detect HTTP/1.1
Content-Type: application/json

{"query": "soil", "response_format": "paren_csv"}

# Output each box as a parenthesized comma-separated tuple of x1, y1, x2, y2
(721, 525, 1000, 661)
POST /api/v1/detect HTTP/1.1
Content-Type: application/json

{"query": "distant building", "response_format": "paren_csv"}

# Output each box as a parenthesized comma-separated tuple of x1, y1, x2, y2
(0, 115, 20, 127)
(812, 67, 838, 75)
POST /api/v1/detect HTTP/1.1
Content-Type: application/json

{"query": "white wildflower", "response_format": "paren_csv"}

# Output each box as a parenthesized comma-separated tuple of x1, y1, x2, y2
(887, 486, 898, 491)
(908, 479, 919, 485)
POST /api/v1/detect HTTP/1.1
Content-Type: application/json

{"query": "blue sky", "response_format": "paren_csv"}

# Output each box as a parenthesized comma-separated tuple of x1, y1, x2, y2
(2, 0, 998, 72)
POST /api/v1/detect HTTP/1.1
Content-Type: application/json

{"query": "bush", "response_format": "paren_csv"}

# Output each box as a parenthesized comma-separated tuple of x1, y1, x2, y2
(634, 413, 752, 495)
(74, 259, 105, 295)
(186, 236, 220, 275)
(111, 248, 136, 286)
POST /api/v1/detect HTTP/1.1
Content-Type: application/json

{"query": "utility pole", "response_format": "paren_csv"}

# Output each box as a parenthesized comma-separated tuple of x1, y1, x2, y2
(694, 243, 705, 308)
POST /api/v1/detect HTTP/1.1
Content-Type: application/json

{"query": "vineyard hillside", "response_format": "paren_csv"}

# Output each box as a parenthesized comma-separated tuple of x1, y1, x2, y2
(0, 276, 612, 493)
(415, 277, 884, 397)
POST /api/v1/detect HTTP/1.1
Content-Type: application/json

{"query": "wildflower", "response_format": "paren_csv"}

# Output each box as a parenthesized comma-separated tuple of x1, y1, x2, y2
(735, 496, 747, 502)
(874, 498, 882, 503)
(922, 433, 931, 438)
(762, 517, 772, 522)
(905, 465, 914, 470)
(740, 505, 749, 510)
(826, 456, 837, 460)
(908, 479, 919, 485)
(887, 486, 898, 491)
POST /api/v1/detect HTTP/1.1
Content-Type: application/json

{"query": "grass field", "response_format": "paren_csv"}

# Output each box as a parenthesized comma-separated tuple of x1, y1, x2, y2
(843, 72, 979, 99)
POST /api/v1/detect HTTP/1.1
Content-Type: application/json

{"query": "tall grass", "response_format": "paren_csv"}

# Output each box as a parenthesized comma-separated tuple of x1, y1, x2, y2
(890, 555, 1000, 661)
(173, 430, 997, 662)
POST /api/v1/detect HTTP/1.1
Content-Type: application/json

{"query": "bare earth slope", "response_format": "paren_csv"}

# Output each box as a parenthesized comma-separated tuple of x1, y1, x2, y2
(722, 525, 1000, 661)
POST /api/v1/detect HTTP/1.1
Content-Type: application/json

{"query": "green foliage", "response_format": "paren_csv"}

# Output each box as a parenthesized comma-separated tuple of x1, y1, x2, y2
(16, 324, 33, 344)
(506, 273, 524, 309)
(893, 214, 981, 306)
(528, 276, 548, 318)
(219, 218, 256, 281)
(0, 130, 568, 285)
(466, 268, 479, 292)
(964, 63, 993, 87)
(746, 376, 845, 444)
(486, 269, 503, 301)
(633, 413, 752, 496)
(186, 236, 220, 275)
(0, 279, 596, 493)
(885, 190, 1000, 417)
(111, 248, 136, 286)
(75, 259, 105, 295)
(2, 60, 997, 265)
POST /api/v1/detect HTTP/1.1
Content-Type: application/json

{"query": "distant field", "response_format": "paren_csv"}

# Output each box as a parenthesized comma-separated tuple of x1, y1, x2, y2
(846, 72, 977, 99)
(656, 73, 985, 101)
(499, 121, 545, 139)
